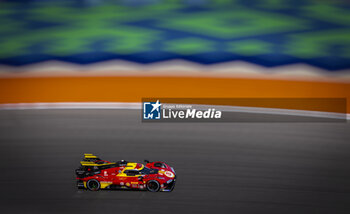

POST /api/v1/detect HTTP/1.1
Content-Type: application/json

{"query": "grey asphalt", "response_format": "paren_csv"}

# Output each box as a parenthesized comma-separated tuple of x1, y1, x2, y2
(0, 109, 349, 214)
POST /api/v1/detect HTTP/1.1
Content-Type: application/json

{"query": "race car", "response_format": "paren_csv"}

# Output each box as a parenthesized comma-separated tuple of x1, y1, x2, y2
(75, 154, 176, 192)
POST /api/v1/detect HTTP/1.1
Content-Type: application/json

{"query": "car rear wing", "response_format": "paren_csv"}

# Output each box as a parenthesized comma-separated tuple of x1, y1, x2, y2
(83, 153, 99, 160)
(80, 153, 117, 166)
(80, 153, 102, 166)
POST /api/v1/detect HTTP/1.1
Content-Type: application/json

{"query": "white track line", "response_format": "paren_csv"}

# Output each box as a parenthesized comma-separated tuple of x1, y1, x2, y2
(0, 102, 348, 120)
(0, 102, 141, 110)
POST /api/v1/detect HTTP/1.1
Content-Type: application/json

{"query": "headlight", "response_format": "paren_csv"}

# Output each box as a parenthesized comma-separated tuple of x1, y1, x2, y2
(167, 179, 173, 184)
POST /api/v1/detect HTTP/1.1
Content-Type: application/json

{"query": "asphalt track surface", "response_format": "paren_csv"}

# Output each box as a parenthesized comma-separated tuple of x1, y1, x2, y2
(0, 109, 349, 214)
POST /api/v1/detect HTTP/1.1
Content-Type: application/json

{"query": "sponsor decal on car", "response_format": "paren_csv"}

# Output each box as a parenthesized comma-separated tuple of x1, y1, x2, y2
(165, 171, 175, 178)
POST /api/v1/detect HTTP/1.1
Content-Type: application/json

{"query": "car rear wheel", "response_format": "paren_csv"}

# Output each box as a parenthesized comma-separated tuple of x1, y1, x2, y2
(87, 179, 100, 191)
(146, 180, 160, 192)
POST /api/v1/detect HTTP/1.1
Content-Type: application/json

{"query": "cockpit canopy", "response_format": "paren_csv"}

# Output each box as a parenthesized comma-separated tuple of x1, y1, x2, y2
(124, 167, 158, 176)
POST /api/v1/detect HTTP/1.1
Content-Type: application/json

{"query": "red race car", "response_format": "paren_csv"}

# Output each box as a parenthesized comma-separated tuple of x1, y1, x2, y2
(75, 154, 176, 192)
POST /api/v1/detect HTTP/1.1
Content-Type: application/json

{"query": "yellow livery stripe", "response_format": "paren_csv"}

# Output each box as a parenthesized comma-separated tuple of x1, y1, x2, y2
(80, 161, 115, 166)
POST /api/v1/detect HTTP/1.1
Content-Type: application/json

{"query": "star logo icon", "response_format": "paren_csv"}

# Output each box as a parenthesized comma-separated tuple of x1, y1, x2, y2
(150, 100, 161, 113)
(143, 100, 162, 120)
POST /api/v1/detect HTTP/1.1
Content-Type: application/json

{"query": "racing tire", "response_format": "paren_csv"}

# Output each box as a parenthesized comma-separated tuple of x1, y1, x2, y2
(146, 180, 160, 192)
(87, 179, 100, 191)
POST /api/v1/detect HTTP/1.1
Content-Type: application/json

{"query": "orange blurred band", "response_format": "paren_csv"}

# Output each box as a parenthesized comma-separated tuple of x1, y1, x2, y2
(0, 76, 349, 113)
